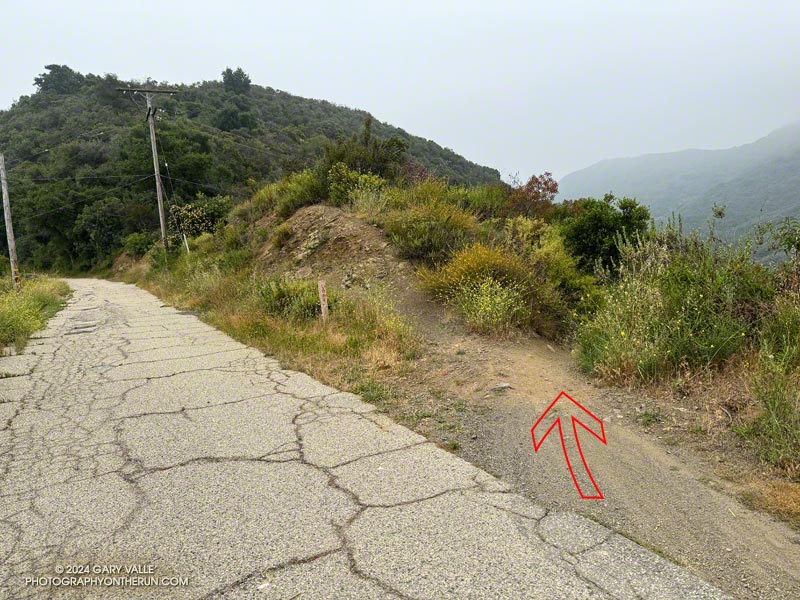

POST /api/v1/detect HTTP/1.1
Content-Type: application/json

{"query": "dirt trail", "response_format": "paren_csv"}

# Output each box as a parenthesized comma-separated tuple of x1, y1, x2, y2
(401, 311, 800, 600)
(250, 205, 800, 599)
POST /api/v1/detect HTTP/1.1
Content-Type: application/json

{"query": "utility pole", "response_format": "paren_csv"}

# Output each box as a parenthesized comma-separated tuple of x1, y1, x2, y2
(117, 87, 179, 248)
(0, 153, 20, 290)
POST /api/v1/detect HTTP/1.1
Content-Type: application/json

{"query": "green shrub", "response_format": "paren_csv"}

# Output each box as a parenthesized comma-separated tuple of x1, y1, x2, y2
(492, 217, 598, 317)
(575, 229, 775, 381)
(350, 187, 389, 223)
(275, 170, 327, 218)
(328, 162, 362, 206)
(327, 163, 385, 207)
(746, 365, 800, 478)
(525, 223, 600, 318)
(271, 222, 293, 249)
(218, 248, 252, 271)
(423, 241, 586, 338)
(231, 182, 280, 223)
(319, 116, 407, 181)
(0, 300, 41, 348)
(385, 201, 477, 264)
(452, 277, 525, 334)
(743, 288, 800, 477)
(257, 277, 334, 321)
(192, 232, 218, 256)
(422, 243, 528, 294)
(561, 194, 651, 271)
(169, 193, 231, 238)
(122, 232, 153, 258)
(758, 293, 800, 372)
(383, 178, 451, 210)
(462, 183, 511, 219)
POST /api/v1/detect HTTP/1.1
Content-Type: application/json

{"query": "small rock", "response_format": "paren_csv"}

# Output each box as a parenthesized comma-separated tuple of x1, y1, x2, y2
(491, 383, 513, 392)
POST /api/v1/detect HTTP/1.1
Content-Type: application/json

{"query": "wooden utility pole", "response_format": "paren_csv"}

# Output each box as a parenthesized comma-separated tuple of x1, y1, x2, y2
(0, 153, 20, 290)
(117, 87, 179, 248)
(145, 93, 168, 248)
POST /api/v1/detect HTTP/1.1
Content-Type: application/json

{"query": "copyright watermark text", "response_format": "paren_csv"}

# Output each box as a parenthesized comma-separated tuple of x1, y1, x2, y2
(25, 564, 189, 588)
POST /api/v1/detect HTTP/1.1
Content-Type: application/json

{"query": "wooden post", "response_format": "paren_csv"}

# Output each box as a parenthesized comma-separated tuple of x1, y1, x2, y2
(182, 232, 191, 254)
(0, 153, 20, 290)
(318, 280, 328, 322)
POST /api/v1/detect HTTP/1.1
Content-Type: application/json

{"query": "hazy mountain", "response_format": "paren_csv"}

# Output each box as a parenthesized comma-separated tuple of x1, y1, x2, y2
(558, 123, 800, 238)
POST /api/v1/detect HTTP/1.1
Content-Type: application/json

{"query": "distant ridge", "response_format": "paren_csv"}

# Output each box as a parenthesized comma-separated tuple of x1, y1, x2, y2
(557, 122, 800, 238)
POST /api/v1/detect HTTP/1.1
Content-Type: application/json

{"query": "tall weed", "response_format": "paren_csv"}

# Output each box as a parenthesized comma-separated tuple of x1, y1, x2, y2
(0, 277, 70, 349)
(575, 229, 774, 382)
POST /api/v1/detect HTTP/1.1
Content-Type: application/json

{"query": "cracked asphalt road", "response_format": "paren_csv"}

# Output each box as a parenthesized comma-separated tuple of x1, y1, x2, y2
(0, 279, 729, 599)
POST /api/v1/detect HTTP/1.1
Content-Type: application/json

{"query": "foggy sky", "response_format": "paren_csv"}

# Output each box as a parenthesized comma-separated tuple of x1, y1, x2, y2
(2, 0, 799, 178)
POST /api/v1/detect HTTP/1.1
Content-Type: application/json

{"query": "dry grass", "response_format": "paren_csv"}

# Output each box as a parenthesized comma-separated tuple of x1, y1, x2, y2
(132, 247, 420, 403)
(0, 276, 71, 350)
(140, 271, 476, 449)
(740, 477, 800, 529)
(632, 353, 800, 528)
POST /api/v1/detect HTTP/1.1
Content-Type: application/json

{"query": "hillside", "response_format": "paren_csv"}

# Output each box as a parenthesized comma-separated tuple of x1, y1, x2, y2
(557, 123, 800, 238)
(0, 65, 500, 271)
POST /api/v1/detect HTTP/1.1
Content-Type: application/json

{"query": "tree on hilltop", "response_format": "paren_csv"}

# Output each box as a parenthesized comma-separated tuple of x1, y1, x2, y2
(222, 67, 251, 95)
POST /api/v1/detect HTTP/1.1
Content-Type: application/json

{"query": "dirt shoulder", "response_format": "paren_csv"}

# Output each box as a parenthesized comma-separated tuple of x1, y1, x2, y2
(415, 332, 800, 600)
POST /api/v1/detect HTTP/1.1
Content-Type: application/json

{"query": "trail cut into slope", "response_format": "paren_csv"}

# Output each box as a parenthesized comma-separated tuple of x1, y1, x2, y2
(253, 205, 800, 599)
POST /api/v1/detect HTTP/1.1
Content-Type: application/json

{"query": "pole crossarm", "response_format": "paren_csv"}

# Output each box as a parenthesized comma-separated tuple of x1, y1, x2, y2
(115, 88, 180, 94)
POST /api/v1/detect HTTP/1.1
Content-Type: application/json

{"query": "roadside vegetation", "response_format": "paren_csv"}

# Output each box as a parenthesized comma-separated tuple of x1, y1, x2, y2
(114, 118, 800, 492)
(575, 219, 800, 480)
(0, 276, 70, 351)
(122, 227, 418, 408)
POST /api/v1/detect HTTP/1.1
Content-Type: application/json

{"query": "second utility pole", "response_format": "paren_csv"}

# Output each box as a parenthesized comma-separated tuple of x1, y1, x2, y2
(0, 153, 20, 290)
(118, 87, 178, 248)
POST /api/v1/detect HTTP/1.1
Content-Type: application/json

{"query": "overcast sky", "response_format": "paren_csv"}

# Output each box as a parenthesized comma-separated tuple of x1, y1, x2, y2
(2, 1, 799, 178)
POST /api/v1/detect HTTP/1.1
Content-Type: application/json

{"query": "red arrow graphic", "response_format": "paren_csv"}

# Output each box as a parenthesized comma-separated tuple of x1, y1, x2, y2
(531, 391, 607, 500)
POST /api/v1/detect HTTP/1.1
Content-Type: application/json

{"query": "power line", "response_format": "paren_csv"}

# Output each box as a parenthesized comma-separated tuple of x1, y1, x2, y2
(117, 88, 177, 247)
(170, 114, 273, 156)
(21, 174, 154, 221)
(6, 148, 51, 168)
(6, 130, 110, 171)
(161, 175, 228, 194)
(127, 91, 146, 112)
(23, 174, 153, 182)
(156, 135, 176, 198)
